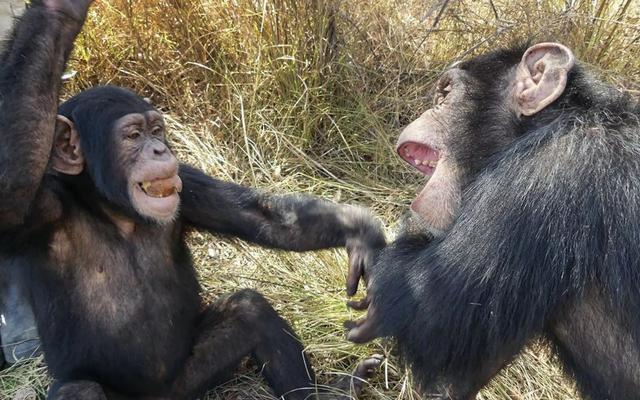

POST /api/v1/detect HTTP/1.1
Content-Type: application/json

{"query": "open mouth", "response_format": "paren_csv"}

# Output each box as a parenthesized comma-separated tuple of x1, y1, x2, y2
(397, 141, 440, 176)
(138, 175, 183, 199)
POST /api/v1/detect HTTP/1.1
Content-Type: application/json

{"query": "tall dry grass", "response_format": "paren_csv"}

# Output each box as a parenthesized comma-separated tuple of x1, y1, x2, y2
(1, 0, 639, 399)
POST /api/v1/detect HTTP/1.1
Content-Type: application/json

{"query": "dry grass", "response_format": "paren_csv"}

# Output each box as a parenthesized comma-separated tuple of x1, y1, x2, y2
(2, 0, 639, 399)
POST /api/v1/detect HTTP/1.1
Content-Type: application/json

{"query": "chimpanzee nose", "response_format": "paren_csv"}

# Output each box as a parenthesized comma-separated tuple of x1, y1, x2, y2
(152, 141, 168, 157)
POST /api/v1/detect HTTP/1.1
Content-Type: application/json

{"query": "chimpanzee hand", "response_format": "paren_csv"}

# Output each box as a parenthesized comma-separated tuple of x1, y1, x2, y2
(33, 0, 95, 23)
(343, 208, 385, 344)
(344, 208, 386, 297)
(345, 294, 382, 343)
(346, 223, 433, 344)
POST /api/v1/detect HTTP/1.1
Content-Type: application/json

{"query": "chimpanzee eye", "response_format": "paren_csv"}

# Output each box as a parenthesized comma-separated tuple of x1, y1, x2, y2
(433, 76, 454, 106)
(127, 130, 141, 140)
(151, 127, 164, 137)
(434, 91, 447, 106)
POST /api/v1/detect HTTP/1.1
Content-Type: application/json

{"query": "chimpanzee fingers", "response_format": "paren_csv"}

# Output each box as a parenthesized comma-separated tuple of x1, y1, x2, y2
(344, 316, 379, 343)
(362, 250, 376, 286)
(346, 252, 365, 297)
(346, 296, 370, 311)
(347, 241, 380, 296)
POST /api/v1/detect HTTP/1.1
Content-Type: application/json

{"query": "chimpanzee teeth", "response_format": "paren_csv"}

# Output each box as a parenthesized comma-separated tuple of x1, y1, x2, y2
(412, 159, 438, 168)
(408, 157, 438, 169)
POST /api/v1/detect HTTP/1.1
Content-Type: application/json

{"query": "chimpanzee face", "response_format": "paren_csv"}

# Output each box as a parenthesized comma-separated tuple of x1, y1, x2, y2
(52, 87, 183, 224)
(396, 43, 575, 233)
(395, 68, 469, 233)
(112, 111, 182, 222)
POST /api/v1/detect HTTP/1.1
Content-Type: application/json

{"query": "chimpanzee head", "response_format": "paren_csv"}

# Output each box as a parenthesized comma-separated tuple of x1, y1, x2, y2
(396, 42, 575, 233)
(52, 86, 182, 223)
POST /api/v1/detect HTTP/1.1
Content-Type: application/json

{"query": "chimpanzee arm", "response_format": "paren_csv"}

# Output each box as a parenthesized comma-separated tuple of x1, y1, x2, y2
(179, 165, 385, 286)
(0, 1, 91, 229)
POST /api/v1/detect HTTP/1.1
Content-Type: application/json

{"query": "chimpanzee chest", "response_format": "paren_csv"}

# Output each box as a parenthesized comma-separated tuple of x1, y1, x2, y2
(31, 216, 202, 393)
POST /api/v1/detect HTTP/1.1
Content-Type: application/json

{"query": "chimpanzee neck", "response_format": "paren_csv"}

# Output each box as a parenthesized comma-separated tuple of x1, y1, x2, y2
(101, 206, 136, 238)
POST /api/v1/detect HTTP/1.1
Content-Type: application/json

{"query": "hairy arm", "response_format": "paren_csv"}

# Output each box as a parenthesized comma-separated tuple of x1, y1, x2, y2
(0, 1, 90, 230)
(346, 140, 601, 388)
(179, 165, 385, 290)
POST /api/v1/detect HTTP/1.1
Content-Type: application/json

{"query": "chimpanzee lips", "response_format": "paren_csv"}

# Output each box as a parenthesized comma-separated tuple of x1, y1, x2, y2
(138, 176, 182, 198)
(397, 141, 440, 176)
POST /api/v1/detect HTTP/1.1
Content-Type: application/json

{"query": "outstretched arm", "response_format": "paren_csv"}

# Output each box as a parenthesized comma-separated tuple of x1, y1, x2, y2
(0, 0, 92, 229)
(179, 165, 386, 292)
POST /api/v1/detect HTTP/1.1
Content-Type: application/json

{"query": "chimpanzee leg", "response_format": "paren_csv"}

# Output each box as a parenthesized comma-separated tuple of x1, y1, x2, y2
(425, 360, 512, 400)
(407, 339, 523, 400)
(47, 381, 107, 400)
(171, 289, 318, 400)
(550, 294, 640, 400)
(48, 380, 167, 400)
(413, 362, 507, 400)
(172, 289, 378, 400)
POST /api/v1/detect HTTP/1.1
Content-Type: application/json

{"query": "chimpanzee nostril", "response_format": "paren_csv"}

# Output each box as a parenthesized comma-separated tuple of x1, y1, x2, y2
(152, 141, 168, 156)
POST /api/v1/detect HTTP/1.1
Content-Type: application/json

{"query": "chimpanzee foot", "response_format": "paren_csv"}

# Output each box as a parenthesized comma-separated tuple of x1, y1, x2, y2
(323, 355, 384, 399)
(11, 387, 37, 400)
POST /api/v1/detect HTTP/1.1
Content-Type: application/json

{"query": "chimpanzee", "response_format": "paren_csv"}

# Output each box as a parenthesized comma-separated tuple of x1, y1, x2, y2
(345, 42, 640, 399)
(0, 1, 385, 399)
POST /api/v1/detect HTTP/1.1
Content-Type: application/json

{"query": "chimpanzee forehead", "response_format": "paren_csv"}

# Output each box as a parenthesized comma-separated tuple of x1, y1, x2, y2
(456, 44, 528, 77)
(58, 85, 156, 123)
(113, 110, 164, 128)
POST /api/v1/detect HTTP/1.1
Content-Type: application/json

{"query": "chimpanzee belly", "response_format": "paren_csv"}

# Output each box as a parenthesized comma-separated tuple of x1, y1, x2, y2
(24, 223, 202, 395)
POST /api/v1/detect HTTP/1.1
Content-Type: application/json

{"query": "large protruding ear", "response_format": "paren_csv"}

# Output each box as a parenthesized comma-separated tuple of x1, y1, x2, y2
(51, 115, 84, 175)
(513, 42, 575, 116)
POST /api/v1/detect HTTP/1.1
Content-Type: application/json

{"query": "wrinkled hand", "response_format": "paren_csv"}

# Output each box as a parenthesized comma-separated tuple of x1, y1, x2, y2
(345, 234, 384, 297)
(345, 281, 385, 343)
(344, 206, 386, 295)
(35, 0, 95, 23)
(344, 306, 382, 343)
(343, 211, 385, 344)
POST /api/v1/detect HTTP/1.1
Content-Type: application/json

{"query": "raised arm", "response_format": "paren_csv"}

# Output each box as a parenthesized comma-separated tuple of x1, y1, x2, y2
(0, 0, 92, 229)
(179, 165, 386, 293)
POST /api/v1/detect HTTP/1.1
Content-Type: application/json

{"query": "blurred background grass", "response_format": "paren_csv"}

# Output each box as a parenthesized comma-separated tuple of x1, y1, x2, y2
(1, 0, 639, 399)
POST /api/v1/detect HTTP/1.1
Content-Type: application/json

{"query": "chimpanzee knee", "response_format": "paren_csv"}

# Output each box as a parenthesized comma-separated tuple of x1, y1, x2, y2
(224, 289, 279, 325)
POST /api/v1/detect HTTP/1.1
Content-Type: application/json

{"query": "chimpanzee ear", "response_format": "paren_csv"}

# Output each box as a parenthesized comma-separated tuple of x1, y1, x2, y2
(513, 42, 575, 116)
(51, 115, 84, 175)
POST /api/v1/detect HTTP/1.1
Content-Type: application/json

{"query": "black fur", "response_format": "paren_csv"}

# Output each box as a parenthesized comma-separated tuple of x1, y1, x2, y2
(0, 4, 384, 399)
(368, 45, 640, 399)
(57, 86, 156, 218)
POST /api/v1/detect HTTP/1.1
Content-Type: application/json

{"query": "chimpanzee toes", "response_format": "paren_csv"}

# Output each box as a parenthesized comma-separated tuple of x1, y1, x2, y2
(352, 354, 384, 380)
(325, 355, 384, 399)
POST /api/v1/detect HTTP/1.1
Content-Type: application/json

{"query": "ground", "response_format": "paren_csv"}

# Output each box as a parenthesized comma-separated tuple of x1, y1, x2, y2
(1, 0, 639, 399)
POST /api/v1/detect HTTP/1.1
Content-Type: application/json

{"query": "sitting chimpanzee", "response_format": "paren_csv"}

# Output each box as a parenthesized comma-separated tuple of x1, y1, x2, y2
(345, 42, 640, 399)
(0, 1, 385, 399)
